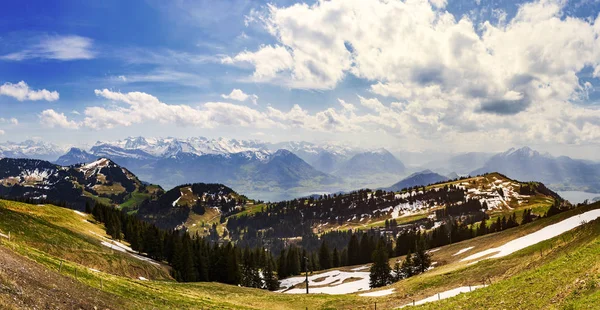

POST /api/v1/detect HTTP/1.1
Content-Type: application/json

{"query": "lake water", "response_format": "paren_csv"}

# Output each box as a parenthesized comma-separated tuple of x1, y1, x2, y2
(556, 191, 600, 204)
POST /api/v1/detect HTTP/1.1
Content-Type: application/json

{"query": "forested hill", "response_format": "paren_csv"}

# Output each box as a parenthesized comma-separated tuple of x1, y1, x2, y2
(226, 173, 565, 241)
(136, 183, 248, 230)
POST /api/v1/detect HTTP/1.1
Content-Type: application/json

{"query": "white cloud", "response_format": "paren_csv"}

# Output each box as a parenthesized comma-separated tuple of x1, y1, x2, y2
(81, 89, 277, 130)
(110, 69, 208, 87)
(0, 118, 18, 125)
(0, 129, 4, 135)
(1, 35, 95, 61)
(40, 110, 80, 129)
(221, 89, 259, 104)
(218, 0, 600, 146)
(0, 81, 59, 101)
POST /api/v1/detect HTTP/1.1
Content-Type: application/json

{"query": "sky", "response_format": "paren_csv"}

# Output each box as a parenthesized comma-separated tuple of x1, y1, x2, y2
(2, 0, 600, 159)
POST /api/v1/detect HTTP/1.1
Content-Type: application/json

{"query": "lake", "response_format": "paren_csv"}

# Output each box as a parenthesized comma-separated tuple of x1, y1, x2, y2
(556, 191, 600, 204)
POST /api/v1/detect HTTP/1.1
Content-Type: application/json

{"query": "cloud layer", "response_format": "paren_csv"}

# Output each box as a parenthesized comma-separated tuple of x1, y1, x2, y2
(1, 35, 95, 61)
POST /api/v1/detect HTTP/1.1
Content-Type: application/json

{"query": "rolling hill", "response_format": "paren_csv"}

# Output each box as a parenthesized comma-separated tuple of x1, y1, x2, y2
(1, 195, 600, 309)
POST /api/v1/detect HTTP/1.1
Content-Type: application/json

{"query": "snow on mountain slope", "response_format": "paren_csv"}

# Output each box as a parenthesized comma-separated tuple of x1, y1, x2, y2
(93, 136, 270, 158)
(0, 140, 67, 161)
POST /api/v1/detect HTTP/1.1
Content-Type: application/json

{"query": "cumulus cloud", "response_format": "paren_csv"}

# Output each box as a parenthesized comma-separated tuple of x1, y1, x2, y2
(221, 89, 259, 104)
(40, 110, 80, 129)
(80, 89, 277, 130)
(0, 81, 59, 101)
(1, 35, 95, 61)
(218, 0, 600, 145)
(0, 130, 4, 135)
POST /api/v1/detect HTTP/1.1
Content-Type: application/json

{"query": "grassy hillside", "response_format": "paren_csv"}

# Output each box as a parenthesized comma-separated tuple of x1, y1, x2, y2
(1, 199, 599, 309)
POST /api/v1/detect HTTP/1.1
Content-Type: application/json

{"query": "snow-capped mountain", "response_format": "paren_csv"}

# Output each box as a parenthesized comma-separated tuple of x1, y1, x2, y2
(471, 146, 600, 192)
(53, 137, 341, 200)
(93, 136, 270, 158)
(0, 157, 146, 208)
(0, 140, 67, 161)
(269, 141, 365, 173)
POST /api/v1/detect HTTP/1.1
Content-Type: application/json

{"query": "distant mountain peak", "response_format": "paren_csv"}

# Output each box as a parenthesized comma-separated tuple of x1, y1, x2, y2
(503, 146, 539, 158)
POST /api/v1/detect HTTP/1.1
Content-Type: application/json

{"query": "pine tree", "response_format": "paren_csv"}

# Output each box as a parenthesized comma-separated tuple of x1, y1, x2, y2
(263, 255, 280, 291)
(400, 249, 414, 277)
(332, 247, 340, 268)
(369, 240, 391, 288)
(348, 234, 360, 265)
(286, 246, 301, 276)
(412, 239, 432, 274)
(318, 241, 332, 270)
(277, 249, 288, 278)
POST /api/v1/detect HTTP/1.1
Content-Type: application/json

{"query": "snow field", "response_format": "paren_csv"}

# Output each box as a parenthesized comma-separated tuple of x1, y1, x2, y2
(462, 209, 600, 262)
(278, 270, 371, 295)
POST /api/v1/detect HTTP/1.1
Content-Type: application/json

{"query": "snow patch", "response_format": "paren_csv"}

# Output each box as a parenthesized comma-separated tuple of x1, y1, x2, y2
(400, 285, 486, 308)
(73, 210, 87, 217)
(360, 288, 395, 297)
(452, 246, 474, 256)
(462, 209, 600, 262)
(278, 270, 370, 295)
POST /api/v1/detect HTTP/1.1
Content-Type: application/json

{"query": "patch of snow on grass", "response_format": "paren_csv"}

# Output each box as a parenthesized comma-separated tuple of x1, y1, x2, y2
(279, 270, 370, 295)
(462, 209, 600, 262)
(400, 285, 486, 308)
(351, 265, 370, 271)
(172, 192, 182, 207)
(360, 288, 395, 297)
(139, 277, 148, 281)
(452, 246, 474, 256)
(73, 210, 87, 217)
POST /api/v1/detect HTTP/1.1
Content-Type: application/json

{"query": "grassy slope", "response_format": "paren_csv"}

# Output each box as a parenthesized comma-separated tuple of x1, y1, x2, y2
(1, 199, 599, 309)
(0, 199, 171, 280)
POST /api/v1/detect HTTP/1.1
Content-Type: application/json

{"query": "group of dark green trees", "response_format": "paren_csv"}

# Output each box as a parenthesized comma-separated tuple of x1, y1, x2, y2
(90, 203, 280, 290)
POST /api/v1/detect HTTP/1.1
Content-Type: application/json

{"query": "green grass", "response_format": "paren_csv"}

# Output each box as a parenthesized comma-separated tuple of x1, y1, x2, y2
(0, 200, 171, 280)
(1, 199, 600, 309)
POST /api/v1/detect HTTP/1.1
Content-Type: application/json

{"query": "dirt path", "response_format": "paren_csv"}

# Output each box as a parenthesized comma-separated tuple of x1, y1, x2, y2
(0, 245, 126, 310)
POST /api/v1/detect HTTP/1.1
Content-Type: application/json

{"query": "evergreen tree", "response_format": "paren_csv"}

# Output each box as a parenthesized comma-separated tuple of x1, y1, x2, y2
(400, 250, 414, 278)
(412, 239, 432, 274)
(347, 234, 360, 265)
(332, 247, 340, 268)
(369, 240, 392, 288)
(263, 255, 280, 291)
(278, 249, 288, 278)
(318, 241, 332, 270)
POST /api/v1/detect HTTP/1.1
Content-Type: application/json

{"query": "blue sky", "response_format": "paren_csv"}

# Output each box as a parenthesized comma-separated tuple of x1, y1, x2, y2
(2, 0, 600, 159)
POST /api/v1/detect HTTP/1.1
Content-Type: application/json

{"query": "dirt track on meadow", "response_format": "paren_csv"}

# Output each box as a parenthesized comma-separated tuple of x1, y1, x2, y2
(0, 245, 125, 310)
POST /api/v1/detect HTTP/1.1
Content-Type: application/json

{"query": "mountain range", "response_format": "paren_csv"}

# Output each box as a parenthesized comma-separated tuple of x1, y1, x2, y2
(53, 137, 408, 200)
(3, 137, 600, 199)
